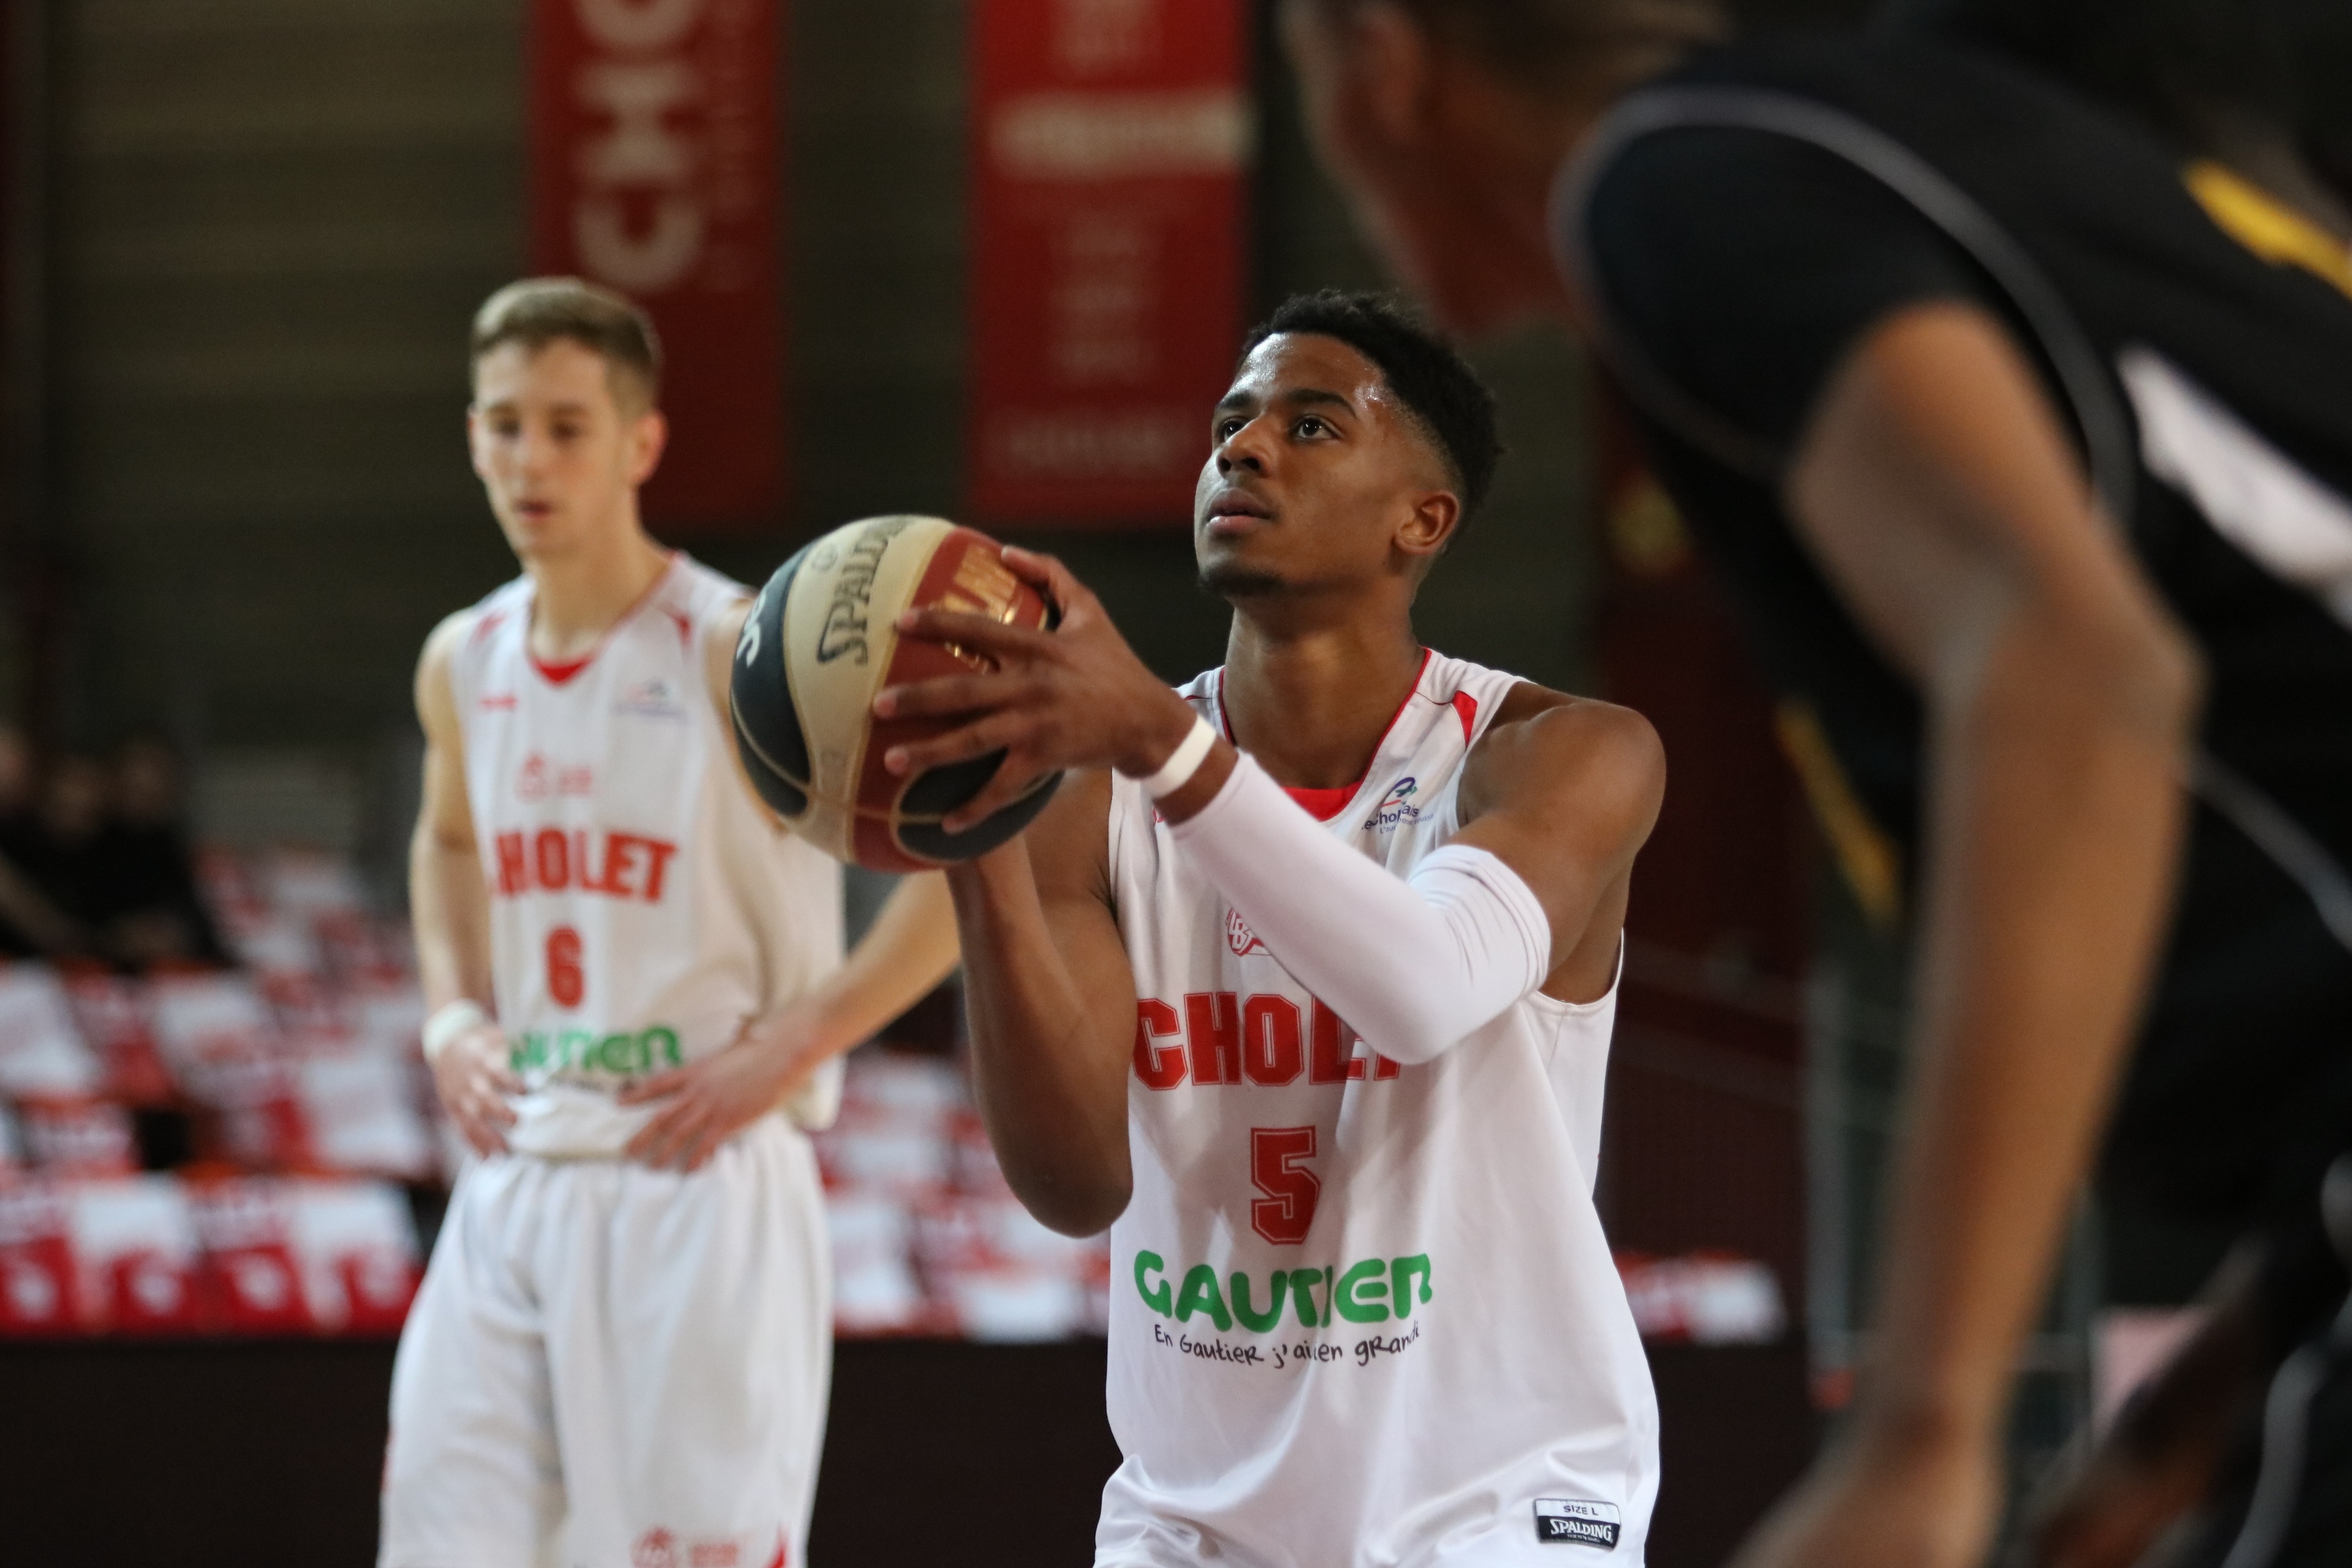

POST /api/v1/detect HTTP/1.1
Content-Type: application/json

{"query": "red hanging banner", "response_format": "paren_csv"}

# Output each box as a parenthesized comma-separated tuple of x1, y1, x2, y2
(967, 0, 1253, 527)
(529, 0, 786, 531)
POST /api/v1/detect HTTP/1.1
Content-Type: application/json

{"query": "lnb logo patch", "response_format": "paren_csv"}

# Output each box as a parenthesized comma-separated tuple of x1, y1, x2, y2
(1534, 1498, 1622, 1550)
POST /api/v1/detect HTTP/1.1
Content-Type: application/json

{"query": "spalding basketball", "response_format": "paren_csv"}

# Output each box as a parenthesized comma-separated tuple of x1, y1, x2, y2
(729, 514, 1063, 872)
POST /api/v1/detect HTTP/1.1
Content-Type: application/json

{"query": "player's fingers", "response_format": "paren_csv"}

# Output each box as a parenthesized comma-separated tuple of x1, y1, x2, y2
(943, 763, 1055, 834)
(627, 1103, 692, 1167)
(893, 606, 1050, 659)
(615, 1066, 692, 1105)
(995, 545, 1059, 591)
(669, 1114, 720, 1173)
(873, 670, 1020, 721)
(458, 1109, 504, 1158)
(884, 713, 1028, 775)
(1004, 549, 1093, 625)
(469, 1078, 518, 1127)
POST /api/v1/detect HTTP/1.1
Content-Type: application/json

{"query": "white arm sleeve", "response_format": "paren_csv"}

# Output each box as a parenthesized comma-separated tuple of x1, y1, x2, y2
(1166, 755, 1553, 1065)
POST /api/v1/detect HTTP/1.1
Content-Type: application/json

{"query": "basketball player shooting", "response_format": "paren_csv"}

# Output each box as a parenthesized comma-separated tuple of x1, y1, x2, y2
(379, 278, 960, 1568)
(875, 292, 1666, 1563)
(1276, 3, 2352, 1567)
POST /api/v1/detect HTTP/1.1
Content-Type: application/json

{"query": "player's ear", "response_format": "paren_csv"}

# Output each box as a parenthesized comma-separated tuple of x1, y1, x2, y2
(1396, 488, 1459, 565)
(626, 407, 668, 488)
(464, 405, 493, 483)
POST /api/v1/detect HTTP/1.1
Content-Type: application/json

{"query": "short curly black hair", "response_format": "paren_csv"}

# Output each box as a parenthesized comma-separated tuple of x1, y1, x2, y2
(1241, 290, 1505, 523)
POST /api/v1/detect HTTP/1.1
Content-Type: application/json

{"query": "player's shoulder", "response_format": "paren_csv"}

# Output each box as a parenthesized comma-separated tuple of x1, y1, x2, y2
(417, 607, 475, 670)
(665, 554, 752, 616)
(661, 555, 758, 658)
(423, 575, 530, 653)
(416, 578, 529, 718)
(416, 582, 512, 675)
(1468, 680, 1664, 820)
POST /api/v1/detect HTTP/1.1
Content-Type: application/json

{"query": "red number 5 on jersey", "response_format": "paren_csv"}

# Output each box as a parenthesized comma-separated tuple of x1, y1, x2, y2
(1249, 1126, 1321, 1246)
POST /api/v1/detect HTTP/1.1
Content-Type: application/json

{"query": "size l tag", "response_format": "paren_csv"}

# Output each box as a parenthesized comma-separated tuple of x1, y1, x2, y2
(1534, 1498, 1622, 1550)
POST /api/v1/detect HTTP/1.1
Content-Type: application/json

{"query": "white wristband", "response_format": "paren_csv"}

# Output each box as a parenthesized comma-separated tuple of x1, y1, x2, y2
(1133, 714, 1218, 801)
(422, 999, 492, 1065)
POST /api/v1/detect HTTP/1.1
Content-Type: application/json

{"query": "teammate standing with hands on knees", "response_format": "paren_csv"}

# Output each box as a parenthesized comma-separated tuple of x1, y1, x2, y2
(882, 292, 1665, 1565)
(383, 278, 959, 1568)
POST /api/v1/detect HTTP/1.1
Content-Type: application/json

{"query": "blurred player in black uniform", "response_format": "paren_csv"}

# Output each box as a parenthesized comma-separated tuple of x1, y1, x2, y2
(1278, 2, 2352, 1565)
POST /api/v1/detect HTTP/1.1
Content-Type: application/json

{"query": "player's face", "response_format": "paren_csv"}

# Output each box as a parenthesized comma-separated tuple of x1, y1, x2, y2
(1195, 333, 1457, 600)
(1280, 0, 1561, 336)
(468, 339, 665, 562)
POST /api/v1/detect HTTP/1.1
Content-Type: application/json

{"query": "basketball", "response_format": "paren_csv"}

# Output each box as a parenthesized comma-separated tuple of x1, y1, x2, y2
(729, 514, 1063, 872)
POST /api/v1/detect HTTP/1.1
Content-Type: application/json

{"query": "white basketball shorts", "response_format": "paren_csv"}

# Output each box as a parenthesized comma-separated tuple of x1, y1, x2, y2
(380, 1115, 831, 1568)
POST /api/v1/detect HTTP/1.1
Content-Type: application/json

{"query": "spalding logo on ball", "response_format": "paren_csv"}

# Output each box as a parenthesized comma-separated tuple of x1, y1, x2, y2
(729, 515, 1062, 871)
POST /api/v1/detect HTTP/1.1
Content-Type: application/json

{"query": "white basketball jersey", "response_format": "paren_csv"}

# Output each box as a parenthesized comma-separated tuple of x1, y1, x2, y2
(447, 556, 846, 1159)
(1099, 650, 1659, 1566)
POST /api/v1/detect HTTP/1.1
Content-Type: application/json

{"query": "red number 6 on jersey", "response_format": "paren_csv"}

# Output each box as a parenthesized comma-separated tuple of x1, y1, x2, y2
(545, 926, 585, 1008)
(1249, 1126, 1321, 1246)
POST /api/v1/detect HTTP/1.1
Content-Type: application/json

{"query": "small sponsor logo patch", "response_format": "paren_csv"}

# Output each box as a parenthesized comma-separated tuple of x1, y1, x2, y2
(617, 677, 688, 720)
(1227, 906, 1267, 958)
(1534, 1498, 1621, 1550)
(632, 1528, 679, 1568)
(1363, 775, 1420, 832)
(515, 752, 594, 801)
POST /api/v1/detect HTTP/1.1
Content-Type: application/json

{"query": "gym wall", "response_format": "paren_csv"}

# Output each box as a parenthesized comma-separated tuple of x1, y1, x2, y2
(30, 0, 1596, 791)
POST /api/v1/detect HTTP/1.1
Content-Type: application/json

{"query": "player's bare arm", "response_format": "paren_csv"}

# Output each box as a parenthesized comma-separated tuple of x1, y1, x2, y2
(949, 769, 1139, 1237)
(1728, 303, 2201, 1568)
(618, 599, 963, 1172)
(410, 608, 523, 1155)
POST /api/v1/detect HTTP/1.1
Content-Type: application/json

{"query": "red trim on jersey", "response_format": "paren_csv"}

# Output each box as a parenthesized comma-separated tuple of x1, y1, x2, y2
(531, 654, 593, 685)
(1452, 689, 1479, 744)
(1216, 648, 1434, 823)
(525, 553, 682, 687)
(1281, 782, 1359, 822)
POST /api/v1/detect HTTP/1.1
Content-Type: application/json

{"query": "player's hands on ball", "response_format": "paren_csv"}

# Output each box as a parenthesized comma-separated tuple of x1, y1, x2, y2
(618, 1008, 829, 1172)
(873, 546, 1199, 831)
(430, 1022, 522, 1158)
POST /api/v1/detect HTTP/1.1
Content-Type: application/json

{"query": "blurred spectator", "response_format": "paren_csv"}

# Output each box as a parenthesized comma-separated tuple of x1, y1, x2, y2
(0, 726, 87, 958)
(8, 739, 226, 970)
(13, 752, 112, 948)
(96, 737, 229, 968)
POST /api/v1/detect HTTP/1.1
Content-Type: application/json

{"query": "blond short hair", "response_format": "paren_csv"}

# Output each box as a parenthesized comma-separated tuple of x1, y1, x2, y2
(469, 277, 663, 413)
